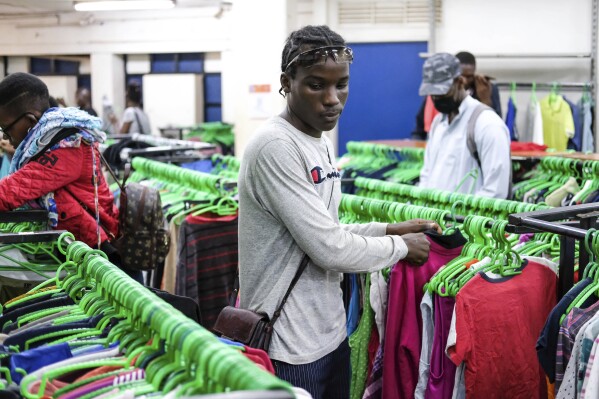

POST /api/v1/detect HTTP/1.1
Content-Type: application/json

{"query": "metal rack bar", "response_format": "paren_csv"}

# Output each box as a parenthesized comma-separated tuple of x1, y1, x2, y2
(0, 210, 48, 223)
(0, 230, 68, 244)
(419, 53, 592, 59)
(126, 146, 214, 158)
(495, 82, 592, 89)
(508, 203, 599, 297)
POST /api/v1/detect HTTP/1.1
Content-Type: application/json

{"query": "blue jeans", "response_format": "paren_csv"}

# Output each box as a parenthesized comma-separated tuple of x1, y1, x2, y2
(271, 338, 351, 399)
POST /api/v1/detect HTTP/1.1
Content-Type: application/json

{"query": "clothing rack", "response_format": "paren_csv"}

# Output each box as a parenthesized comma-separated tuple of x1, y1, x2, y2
(342, 194, 596, 300)
(108, 133, 216, 151)
(0, 210, 67, 244)
(131, 157, 237, 196)
(507, 202, 599, 297)
(7, 235, 293, 396)
(351, 177, 546, 218)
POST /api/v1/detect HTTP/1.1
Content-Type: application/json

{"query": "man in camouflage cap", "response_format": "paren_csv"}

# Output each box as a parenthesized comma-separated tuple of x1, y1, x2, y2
(419, 52, 462, 97)
(418, 53, 511, 199)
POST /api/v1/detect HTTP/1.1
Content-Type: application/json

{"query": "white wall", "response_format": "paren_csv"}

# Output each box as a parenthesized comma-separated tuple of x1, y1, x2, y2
(436, 0, 594, 141)
(91, 53, 125, 122)
(222, 0, 288, 156)
(143, 74, 204, 136)
(38, 76, 78, 106)
(7, 57, 29, 74)
(126, 54, 151, 75)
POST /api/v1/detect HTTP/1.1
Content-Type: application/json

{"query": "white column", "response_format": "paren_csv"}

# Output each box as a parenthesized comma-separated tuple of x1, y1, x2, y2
(90, 53, 125, 120)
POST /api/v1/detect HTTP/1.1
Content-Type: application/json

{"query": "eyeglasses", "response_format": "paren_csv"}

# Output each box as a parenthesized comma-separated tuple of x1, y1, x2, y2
(285, 46, 353, 71)
(0, 112, 34, 140)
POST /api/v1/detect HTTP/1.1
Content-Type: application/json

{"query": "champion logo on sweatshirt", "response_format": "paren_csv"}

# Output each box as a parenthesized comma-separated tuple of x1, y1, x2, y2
(311, 166, 340, 184)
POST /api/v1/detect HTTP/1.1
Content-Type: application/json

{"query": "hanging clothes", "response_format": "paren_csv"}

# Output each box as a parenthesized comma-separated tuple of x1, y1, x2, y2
(381, 230, 466, 399)
(350, 274, 374, 399)
(415, 257, 490, 399)
(347, 274, 361, 336)
(425, 294, 459, 398)
(175, 212, 239, 330)
(446, 259, 558, 399)
(537, 277, 597, 383)
(578, 97, 595, 153)
(161, 221, 182, 293)
(539, 95, 575, 151)
(563, 96, 582, 151)
(506, 97, 519, 141)
(524, 96, 544, 144)
(424, 96, 440, 134)
(554, 300, 599, 391)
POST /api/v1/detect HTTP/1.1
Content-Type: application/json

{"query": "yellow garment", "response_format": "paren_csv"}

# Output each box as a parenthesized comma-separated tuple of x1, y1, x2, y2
(539, 95, 575, 151)
(4, 285, 58, 306)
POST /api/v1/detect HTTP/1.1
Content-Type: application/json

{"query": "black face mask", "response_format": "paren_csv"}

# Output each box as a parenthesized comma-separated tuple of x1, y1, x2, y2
(432, 96, 461, 114)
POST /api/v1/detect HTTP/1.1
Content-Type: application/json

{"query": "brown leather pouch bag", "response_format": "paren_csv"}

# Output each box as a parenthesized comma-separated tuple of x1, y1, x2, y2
(213, 255, 309, 353)
(213, 307, 272, 351)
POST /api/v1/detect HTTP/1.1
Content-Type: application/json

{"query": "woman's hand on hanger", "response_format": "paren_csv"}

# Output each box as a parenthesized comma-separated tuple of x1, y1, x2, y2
(386, 219, 441, 235)
(401, 233, 431, 266)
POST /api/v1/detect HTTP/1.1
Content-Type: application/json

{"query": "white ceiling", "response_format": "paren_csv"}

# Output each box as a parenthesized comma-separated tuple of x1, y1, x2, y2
(0, 0, 222, 15)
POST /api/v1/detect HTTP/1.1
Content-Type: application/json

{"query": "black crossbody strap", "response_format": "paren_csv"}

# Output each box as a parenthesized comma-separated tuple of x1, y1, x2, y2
(269, 254, 310, 327)
(133, 108, 147, 135)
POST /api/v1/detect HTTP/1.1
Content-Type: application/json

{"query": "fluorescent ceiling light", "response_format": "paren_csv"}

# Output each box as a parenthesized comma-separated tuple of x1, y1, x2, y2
(74, 0, 175, 12)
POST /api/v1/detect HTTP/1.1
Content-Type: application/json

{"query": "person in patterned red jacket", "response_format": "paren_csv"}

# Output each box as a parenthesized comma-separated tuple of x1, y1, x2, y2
(0, 73, 141, 282)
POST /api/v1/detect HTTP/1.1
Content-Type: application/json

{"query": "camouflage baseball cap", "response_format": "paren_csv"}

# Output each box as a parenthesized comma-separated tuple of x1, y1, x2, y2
(419, 53, 461, 96)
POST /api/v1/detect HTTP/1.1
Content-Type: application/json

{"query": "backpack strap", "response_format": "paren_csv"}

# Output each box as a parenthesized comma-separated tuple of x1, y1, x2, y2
(466, 104, 492, 171)
(133, 108, 147, 135)
(466, 103, 513, 199)
(29, 128, 80, 163)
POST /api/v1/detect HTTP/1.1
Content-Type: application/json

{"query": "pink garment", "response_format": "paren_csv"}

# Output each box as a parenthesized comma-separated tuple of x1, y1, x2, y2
(425, 295, 457, 399)
(423, 96, 440, 133)
(382, 236, 463, 399)
(243, 346, 275, 374)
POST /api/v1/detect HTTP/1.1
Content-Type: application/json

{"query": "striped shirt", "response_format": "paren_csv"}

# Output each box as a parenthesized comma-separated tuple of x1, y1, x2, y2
(555, 301, 599, 390)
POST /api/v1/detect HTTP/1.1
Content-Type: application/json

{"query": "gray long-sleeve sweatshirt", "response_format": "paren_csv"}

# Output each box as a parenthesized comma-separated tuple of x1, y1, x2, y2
(238, 116, 408, 364)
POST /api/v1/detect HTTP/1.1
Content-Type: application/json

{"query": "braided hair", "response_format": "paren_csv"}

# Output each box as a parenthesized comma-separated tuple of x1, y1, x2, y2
(0, 73, 50, 115)
(281, 25, 346, 78)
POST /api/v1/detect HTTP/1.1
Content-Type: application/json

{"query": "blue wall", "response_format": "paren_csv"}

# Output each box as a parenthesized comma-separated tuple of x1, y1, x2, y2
(338, 41, 427, 154)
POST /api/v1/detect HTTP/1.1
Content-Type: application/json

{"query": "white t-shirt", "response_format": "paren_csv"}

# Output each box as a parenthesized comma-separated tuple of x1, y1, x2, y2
(122, 107, 152, 135)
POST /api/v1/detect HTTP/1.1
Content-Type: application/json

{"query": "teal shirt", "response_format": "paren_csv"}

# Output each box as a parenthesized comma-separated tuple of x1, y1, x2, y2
(0, 154, 11, 179)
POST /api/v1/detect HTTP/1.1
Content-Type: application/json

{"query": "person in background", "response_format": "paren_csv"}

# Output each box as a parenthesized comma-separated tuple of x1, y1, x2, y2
(0, 72, 143, 285)
(0, 139, 14, 179)
(75, 87, 97, 116)
(119, 83, 151, 135)
(411, 51, 502, 140)
(418, 53, 511, 199)
(455, 51, 502, 116)
(48, 96, 60, 108)
(238, 25, 436, 398)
